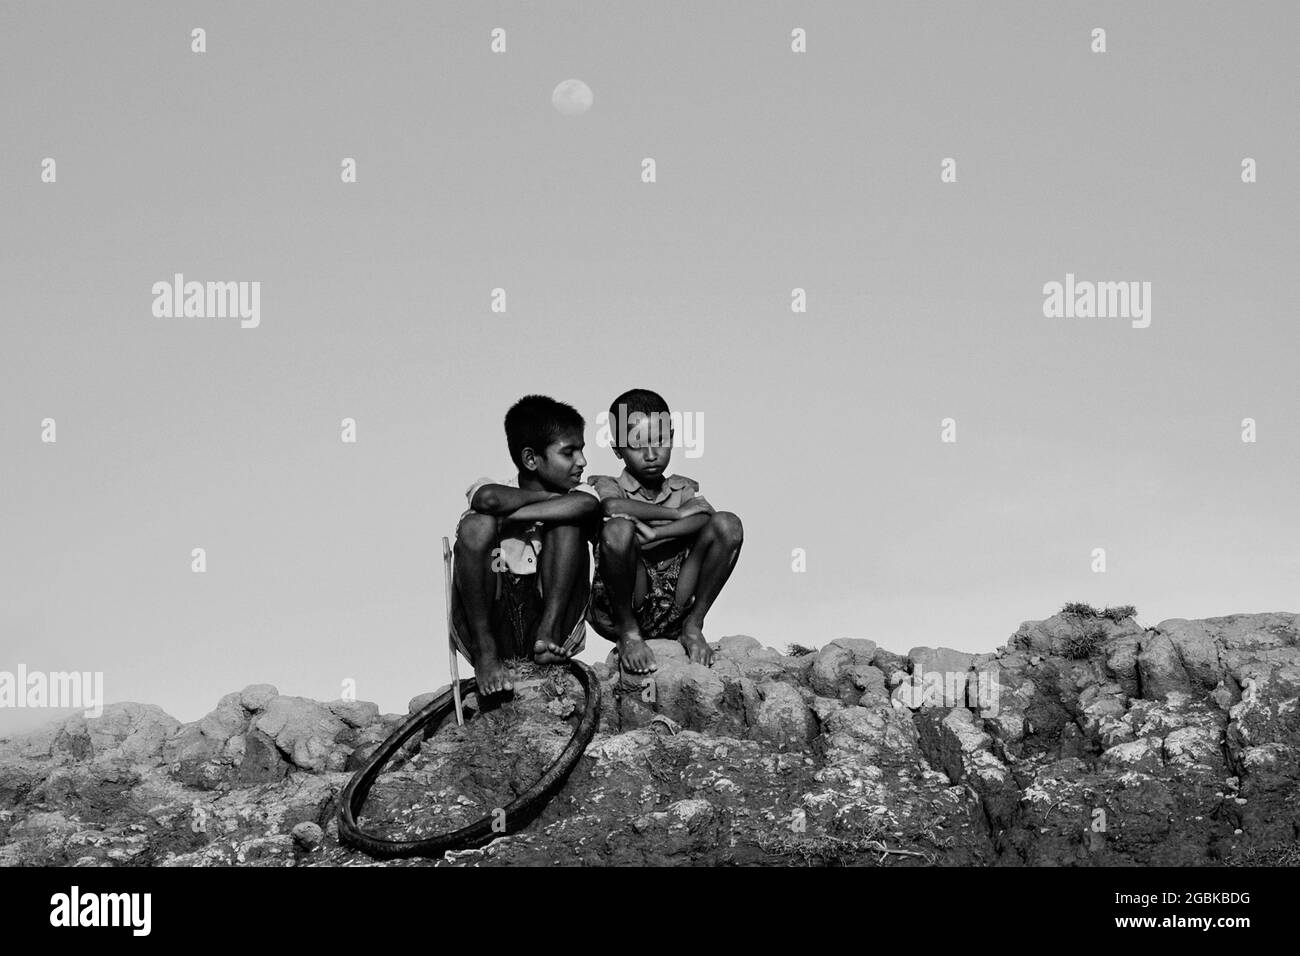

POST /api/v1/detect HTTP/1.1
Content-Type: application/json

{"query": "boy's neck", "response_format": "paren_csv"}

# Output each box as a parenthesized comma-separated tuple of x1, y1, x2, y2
(517, 471, 548, 493)
(627, 468, 664, 493)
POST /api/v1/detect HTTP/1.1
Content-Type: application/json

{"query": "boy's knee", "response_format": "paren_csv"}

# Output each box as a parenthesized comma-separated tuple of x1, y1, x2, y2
(544, 521, 581, 542)
(709, 511, 744, 546)
(455, 513, 497, 552)
(600, 517, 637, 553)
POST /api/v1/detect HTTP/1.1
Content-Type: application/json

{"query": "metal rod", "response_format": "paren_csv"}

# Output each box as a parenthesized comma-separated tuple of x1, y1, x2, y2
(442, 536, 464, 726)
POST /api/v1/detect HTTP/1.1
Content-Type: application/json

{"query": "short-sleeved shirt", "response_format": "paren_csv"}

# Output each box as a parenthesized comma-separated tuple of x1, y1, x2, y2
(585, 471, 704, 513)
(462, 476, 599, 575)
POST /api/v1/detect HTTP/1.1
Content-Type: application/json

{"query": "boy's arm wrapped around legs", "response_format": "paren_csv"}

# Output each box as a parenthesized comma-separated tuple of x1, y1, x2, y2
(635, 513, 710, 546)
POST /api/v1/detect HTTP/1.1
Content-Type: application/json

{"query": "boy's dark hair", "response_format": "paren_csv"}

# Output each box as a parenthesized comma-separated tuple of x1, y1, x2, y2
(504, 395, 585, 469)
(608, 388, 671, 448)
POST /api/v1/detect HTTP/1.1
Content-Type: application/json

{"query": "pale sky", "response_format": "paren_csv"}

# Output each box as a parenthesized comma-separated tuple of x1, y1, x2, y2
(2, 2, 1297, 732)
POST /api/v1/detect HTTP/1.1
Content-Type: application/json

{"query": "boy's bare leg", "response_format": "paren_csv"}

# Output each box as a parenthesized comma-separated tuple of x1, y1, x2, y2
(599, 518, 656, 674)
(674, 512, 744, 666)
(534, 522, 589, 664)
(453, 513, 513, 694)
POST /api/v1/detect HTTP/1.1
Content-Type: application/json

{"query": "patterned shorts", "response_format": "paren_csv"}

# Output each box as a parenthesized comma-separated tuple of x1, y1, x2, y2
(588, 538, 695, 642)
(450, 569, 587, 664)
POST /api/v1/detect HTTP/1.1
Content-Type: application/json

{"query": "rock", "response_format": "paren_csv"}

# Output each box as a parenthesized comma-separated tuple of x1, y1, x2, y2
(328, 700, 380, 728)
(1193, 614, 1300, 696)
(1082, 694, 1127, 735)
(818, 705, 921, 765)
(808, 696, 843, 723)
(3, 703, 182, 768)
(1012, 613, 1143, 657)
(0, 720, 65, 761)
(872, 648, 910, 675)
(982, 675, 1032, 747)
(408, 691, 438, 714)
(915, 706, 991, 782)
(717, 634, 763, 657)
(2, 609, 1296, 868)
(62, 703, 180, 764)
(753, 682, 816, 749)
(291, 821, 323, 850)
(1210, 680, 1237, 711)
(666, 798, 713, 828)
(608, 640, 758, 736)
(943, 706, 992, 755)
(808, 643, 855, 701)
(547, 697, 576, 720)
(854, 666, 890, 706)
(1240, 744, 1291, 771)
(198, 693, 249, 742)
(168, 692, 297, 790)
(716, 635, 788, 682)
(236, 730, 290, 784)
(1137, 631, 1192, 699)
(806, 641, 885, 705)
(1105, 634, 1142, 697)
(1102, 738, 1164, 773)
(240, 684, 279, 712)
(908, 646, 977, 676)
(912, 707, 1020, 830)
(15, 811, 78, 835)
(252, 697, 352, 773)
(1162, 726, 1221, 769)
(829, 638, 878, 663)
(1157, 620, 1225, 689)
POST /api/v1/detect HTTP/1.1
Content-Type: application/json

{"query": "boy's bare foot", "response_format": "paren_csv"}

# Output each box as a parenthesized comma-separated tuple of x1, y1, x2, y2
(616, 631, 657, 674)
(679, 621, 714, 666)
(532, 637, 571, 665)
(475, 656, 514, 695)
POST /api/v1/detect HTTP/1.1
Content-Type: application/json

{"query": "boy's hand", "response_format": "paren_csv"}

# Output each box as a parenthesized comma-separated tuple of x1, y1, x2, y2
(632, 518, 657, 545)
(677, 497, 716, 519)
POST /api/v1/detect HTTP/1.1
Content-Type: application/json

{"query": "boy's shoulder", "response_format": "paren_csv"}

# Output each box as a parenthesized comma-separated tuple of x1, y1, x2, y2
(583, 474, 624, 499)
(465, 474, 516, 498)
(583, 472, 700, 502)
(587, 471, 699, 490)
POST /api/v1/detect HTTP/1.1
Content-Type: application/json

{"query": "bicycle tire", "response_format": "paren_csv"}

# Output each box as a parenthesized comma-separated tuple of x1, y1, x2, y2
(337, 659, 601, 860)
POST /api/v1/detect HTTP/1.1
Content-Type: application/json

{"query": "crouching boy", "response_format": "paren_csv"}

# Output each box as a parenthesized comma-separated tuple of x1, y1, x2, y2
(451, 395, 599, 695)
(587, 389, 743, 674)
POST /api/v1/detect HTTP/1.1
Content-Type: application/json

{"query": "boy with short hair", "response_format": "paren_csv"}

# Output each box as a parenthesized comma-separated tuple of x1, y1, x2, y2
(586, 389, 744, 673)
(452, 395, 600, 695)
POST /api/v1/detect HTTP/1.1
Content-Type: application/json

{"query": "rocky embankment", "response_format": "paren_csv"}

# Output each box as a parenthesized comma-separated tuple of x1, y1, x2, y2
(2, 608, 1298, 866)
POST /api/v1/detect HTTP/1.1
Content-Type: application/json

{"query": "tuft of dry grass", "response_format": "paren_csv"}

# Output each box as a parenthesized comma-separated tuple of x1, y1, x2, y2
(754, 817, 936, 866)
(1064, 620, 1109, 660)
(1228, 842, 1300, 867)
(1061, 601, 1137, 621)
(1062, 601, 1100, 617)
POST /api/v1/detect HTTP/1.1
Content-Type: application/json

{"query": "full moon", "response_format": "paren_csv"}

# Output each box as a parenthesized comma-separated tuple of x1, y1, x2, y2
(551, 79, 593, 116)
